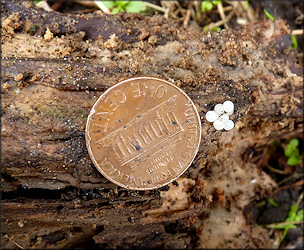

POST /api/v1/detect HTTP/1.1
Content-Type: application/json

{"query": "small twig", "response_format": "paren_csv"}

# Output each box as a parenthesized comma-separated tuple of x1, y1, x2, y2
(217, 2, 229, 29)
(203, 10, 234, 31)
(236, 0, 256, 22)
(163, 8, 170, 19)
(69, 8, 97, 14)
(254, 200, 266, 208)
(174, 0, 186, 16)
(193, 1, 201, 22)
(291, 29, 304, 36)
(266, 86, 304, 95)
(277, 173, 299, 186)
(297, 52, 303, 58)
(75, 1, 96, 8)
(265, 220, 304, 229)
(296, 191, 304, 207)
(295, 14, 303, 25)
(267, 124, 303, 141)
(144, 2, 166, 13)
(183, 1, 193, 27)
(4, 235, 24, 249)
(94, 0, 111, 14)
(36, 0, 53, 11)
(274, 179, 304, 194)
(222, 6, 234, 12)
(225, 0, 239, 9)
(266, 164, 289, 175)
(159, 1, 170, 19)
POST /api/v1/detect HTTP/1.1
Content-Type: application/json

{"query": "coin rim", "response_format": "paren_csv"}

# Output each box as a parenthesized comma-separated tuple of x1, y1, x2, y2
(85, 76, 202, 190)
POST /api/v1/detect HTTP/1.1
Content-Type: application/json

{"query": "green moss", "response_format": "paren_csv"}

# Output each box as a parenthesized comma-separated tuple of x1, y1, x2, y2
(29, 24, 39, 35)
(284, 138, 302, 166)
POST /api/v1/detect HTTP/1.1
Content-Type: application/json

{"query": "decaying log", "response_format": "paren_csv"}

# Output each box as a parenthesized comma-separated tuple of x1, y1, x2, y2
(1, 0, 303, 248)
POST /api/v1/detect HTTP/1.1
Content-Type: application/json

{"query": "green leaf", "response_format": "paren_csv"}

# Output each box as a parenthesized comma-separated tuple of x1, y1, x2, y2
(290, 35, 298, 50)
(268, 198, 278, 207)
(289, 138, 299, 148)
(264, 9, 274, 20)
(125, 1, 146, 13)
(210, 27, 221, 32)
(286, 215, 296, 222)
(212, 0, 222, 5)
(287, 204, 298, 220)
(245, 0, 249, 10)
(293, 147, 300, 156)
(116, 1, 129, 7)
(295, 214, 303, 221)
(264, 203, 302, 242)
(287, 154, 301, 166)
(203, 25, 219, 31)
(111, 7, 120, 14)
(296, 209, 303, 221)
(202, 1, 213, 12)
(102, 1, 116, 9)
(284, 138, 301, 165)
(290, 204, 298, 212)
(284, 146, 294, 157)
(282, 225, 296, 241)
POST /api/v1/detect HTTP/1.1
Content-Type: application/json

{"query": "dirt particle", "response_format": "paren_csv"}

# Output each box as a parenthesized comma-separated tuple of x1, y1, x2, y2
(3, 82, 10, 90)
(49, 22, 60, 34)
(214, 188, 225, 205)
(104, 34, 122, 50)
(218, 40, 240, 66)
(44, 28, 54, 41)
(174, 45, 187, 55)
(14, 73, 24, 82)
(139, 28, 150, 41)
(17, 221, 24, 228)
(148, 35, 158, 46)
(191, 179, 211, 203)
(1, 12, 22, 41)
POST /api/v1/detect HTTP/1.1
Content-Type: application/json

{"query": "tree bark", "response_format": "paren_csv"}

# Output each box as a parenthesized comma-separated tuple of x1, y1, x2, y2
(1, 0, 303, 248)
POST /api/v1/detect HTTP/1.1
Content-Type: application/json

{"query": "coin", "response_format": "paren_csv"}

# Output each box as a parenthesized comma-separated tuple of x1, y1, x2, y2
(85, 77, 201, 190)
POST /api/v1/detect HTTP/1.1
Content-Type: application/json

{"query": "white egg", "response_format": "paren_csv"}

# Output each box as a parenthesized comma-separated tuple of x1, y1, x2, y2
(214, 104, 224, 115)
(223, 100, 234, 113)
(225, 110, 234, 116)
(223, 119, 234, 131)
(219, 114, 229, 121)
(213, 120, 224, 130)
(206, 111, 219, 122)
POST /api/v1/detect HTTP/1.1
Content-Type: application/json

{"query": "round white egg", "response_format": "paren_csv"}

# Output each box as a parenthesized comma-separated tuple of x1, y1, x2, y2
(225, 110, 234, 116)
(219, 114, 229, 121)
(223, 100, 234, 113)
(206, 111, 219, 122)
(223, 119, 234, 131)
(214, 104, 224, 115)
(213, 120, 224, 130)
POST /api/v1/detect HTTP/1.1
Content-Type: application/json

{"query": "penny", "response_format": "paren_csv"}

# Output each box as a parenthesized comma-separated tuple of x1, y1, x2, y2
(85, 77, 201, 190)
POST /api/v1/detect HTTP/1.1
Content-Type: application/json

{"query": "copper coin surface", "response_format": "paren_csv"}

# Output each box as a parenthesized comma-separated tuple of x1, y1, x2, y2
(86, 77, 201, 190)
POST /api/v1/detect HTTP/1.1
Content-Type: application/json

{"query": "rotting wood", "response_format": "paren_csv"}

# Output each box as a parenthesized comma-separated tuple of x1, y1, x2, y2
(1, 0, 303, 248)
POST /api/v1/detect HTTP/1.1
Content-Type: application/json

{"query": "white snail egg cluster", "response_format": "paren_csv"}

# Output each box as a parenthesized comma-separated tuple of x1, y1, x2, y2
(206, 100, 235, 131)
